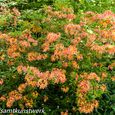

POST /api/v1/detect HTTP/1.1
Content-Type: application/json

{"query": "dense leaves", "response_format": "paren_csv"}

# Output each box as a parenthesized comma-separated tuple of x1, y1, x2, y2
(0, 0, 115, 115)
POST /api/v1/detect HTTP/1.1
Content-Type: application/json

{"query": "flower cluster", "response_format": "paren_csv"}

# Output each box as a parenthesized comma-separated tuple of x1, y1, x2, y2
(17, 65, 66, 90)
(0, 5, 114, 114)
(6, 90, 22, 108)
(51, 44, 78, 61)
(0, 31, 38, 65)
(64, 24, 81, 36)
(78, 98, 99, 114)
(76, 72, 107, 113)
(83, 11, 115, 55)
(42, 32, 60, 52)
(27, 52, 47, 62)
(45, 6, 76, 21)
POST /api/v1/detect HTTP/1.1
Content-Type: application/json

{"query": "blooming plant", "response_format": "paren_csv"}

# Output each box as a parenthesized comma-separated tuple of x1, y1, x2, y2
(0, 4, 115, 115)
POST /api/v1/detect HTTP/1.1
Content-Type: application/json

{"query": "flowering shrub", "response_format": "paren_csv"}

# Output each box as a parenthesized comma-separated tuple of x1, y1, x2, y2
(0, 4, 115, 115)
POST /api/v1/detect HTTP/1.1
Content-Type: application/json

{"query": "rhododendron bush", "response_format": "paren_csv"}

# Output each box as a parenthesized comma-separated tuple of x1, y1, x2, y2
(0, 4, 115, 115)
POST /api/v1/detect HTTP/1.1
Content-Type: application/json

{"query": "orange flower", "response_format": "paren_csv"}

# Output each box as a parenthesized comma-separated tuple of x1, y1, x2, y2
(79, 102, 94, 114)
(61, 87, 69, 93)
(66, 14, 76, 21)
(25, 102, 33, 108)
(77, 97, 87, 107)
(28, 81, 37, 87)
(61, 111, 68, 115)
(100, 84, 106, 92)
(72, 61, 79, 69)
(78, 80, 90, 93)
(6, 97, 15, 108)
(93, 100, 99, 108)
(19, 40, 30, 48)
(71, 37, 81, 45)
(46, 32, 60, 43)
(7, 60, 14, 65)
(50, 68, 66, 83)
(0, 54, 5, 61)
(18, 83, 27, 93)
(27, 52, 38, 61)
(0, 95, 6, 101)
(17, 65, 23, 74)
(101, 72, 107, 80)
(77, 54, 83, 60)
(111, 76, 115, 81)
(0, 79, 4, 85)
(88, 73, 100, 81)
(107, 46, 115, 55)
(37, 79, 48, 89)
(8, 90, 22, 101)
(62, 62, 68, 68)
(65, 24, 81, 35)
(42, 42, 50, 52)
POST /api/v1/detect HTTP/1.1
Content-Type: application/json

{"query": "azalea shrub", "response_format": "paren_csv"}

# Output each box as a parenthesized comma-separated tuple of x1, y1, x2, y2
(0, 3, 115, 115)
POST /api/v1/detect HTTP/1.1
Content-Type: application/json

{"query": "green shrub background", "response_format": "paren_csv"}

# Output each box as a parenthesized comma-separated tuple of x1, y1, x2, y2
(0, 0, 115, 115)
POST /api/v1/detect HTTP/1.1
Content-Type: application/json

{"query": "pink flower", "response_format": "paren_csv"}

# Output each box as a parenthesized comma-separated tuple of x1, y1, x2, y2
(0, 79, 3, 85)
(66, 14, 76, 20)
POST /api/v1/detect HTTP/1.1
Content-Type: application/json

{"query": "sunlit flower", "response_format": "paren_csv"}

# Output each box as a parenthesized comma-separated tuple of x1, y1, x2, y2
(111, 76, 115, 81)
(61, 87, 69, 93)
(101, 72, 107, 80)
(79, 102, 94, 113)
(100, 84, 107, 92)
(88, 73, 100, 81)
(0, 79, 4, 85)
(78, 80, 90, 93)
(72, 61, 79, 69)
(18, 83, 27, 93)
(37, 79, 48, 89)
(61, 111, 68, 115)
(32, 91, 39, 98)
(0, 95, 6, 101)
(93, 100, 99, 108)
(46, 32, 60, 43)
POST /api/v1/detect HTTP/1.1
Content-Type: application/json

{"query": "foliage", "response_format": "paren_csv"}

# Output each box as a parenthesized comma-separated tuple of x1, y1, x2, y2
(0, 0, 115, 115)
